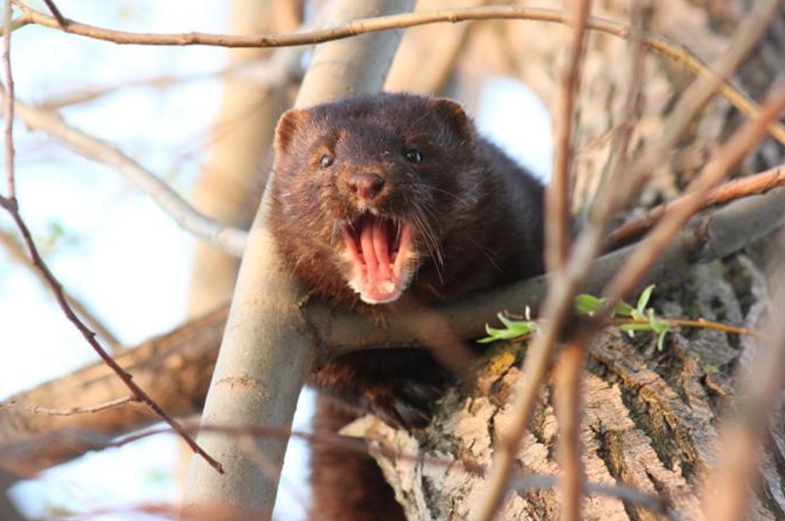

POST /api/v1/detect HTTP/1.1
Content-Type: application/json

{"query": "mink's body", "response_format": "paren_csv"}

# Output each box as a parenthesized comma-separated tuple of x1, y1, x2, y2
(268, 93, 545, 521)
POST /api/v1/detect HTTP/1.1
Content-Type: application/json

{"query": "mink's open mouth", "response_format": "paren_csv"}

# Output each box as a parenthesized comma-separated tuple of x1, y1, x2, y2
(341, 214, 415, 304)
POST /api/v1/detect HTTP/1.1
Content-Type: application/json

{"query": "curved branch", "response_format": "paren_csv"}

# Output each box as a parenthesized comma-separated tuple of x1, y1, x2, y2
(608, 164, 785, 250)
(3, 96, 248, 257)
(11, 2, 785, 146)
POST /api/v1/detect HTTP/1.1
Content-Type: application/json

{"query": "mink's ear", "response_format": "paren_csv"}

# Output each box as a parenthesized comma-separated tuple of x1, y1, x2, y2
(274, 108, 309, 155)
(430, 98, 473, 145)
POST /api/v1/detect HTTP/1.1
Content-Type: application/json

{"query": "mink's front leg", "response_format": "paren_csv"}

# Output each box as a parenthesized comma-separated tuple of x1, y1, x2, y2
(308, 348, 451, 429)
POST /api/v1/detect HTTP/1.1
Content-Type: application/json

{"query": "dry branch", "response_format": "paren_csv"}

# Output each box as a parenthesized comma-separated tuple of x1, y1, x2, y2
(2, 0, 14, 199)
(546, 0, 591, 273)
(608, 164, 785, 250)
(11, 2, 785, 147)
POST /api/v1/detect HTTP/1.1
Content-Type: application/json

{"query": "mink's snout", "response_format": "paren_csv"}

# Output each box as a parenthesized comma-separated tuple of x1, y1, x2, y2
(347, 172, 386, 201)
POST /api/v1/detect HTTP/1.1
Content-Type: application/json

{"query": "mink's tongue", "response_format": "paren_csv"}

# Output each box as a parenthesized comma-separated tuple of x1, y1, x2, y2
(342, 215, 413, 304)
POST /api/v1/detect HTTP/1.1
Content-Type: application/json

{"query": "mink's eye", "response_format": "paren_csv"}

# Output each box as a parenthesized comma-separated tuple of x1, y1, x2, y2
(404, 148, 423, 164)
(320, 154, 334, 168)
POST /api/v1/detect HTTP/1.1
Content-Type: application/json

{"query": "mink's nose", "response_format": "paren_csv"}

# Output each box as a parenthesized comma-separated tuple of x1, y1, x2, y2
(348, 173, 386, 200)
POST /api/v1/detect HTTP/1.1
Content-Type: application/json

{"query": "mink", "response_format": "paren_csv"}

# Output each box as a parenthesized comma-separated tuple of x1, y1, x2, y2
(268, 93, 545, 521)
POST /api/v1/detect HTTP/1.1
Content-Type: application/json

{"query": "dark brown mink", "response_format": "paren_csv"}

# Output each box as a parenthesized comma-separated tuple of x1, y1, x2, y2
(268, 93, 545, 521)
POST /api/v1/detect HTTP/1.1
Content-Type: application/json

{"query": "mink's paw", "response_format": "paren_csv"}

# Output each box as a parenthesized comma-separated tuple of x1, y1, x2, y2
(365, 379, 446, 430)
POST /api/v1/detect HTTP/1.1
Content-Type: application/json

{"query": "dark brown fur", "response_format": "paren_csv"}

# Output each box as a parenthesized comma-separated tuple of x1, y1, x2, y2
(268, 93, 545, 520)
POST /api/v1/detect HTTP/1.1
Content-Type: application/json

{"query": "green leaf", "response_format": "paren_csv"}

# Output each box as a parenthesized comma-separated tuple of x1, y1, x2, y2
(647, 309, 671, 334)
(657, 330, 668, 351)
(497, 313, 533, 332)
(478, 313, 537, 343)
(614, 301, 635, 317)
(636, 285, 655, 315)
(576, 294, 606, 316)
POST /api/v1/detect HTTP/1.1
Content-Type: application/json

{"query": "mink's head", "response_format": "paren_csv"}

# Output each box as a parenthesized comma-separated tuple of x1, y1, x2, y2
(269, 93, 477, 305)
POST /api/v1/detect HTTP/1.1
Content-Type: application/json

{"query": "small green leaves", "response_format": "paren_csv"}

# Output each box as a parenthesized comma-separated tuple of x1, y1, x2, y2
(614, 301, 635, 317)
(636, 284, 655, 318)
(478, 312, 538, 343)
(576, 294, 606, 316)
(648, 309, 671, 350)
(479, 285, 671, 350)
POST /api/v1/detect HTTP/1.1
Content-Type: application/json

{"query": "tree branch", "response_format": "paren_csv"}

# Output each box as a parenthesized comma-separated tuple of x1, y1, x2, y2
(10, 2, 785, 147)
(3, 97, 248, 257)
(608, 164, 785, 250)
(0, 197, 222, 473)
(2, 0, 14, 200)
(546, 0, 591, 272)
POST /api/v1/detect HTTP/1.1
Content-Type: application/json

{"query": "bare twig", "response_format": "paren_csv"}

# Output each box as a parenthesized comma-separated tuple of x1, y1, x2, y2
(554, 334, 589, 521)
(603, 80, 785, 303)
(546, 2, 592, 518)
(0, 395, 136, 415)
(547, 0, 591, 272)
(1, 96, 248, 257)
(0, 226, 122, 347)
(0, 198, 223, 473)
(608, 165, 785, 250)
(2, 0, 14, 200)
(10, 2, 785, 146)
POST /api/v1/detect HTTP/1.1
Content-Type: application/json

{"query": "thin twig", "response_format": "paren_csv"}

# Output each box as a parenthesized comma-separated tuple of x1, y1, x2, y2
(612, 317, 767, 339)
(0, 197, 223, 473)
(40, 0, 64, 27)
(607, 165, 785, 250)
(546, 0, 591, 272)
(2, 0, 14, 200)
(2, 420, 676, 519)
(554, 334, 588, 521)
(9, 2, 785, 146)
(0, 395, 137, 415)
(547, 2, 592, 519)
